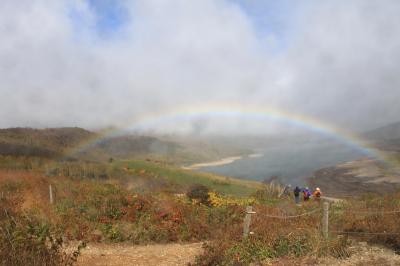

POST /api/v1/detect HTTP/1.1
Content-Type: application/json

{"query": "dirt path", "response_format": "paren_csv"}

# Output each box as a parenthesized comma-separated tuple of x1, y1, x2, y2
(75, 240, 400, 266)
(77, 242, 203, 266)
(318, 241, 400, 266)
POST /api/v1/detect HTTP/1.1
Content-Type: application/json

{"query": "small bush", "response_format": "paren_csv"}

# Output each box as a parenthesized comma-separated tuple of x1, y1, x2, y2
(187, 184, 210, 205)
(225, 238, 274, 264)
(0, 194, 85, 265)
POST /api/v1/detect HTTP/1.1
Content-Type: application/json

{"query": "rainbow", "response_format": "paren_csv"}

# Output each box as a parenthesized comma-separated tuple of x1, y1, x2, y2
(66, 102, 389, 162)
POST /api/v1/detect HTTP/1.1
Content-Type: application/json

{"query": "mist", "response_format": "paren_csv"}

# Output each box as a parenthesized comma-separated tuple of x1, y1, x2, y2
(1, 0, 400, 134)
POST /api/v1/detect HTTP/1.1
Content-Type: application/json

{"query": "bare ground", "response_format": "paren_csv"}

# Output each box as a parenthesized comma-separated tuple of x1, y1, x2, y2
(260, 241, 400, 265)
(74, 239, 400, 266)
(76, 242, 203, 266)
(317, 241, 400, 266)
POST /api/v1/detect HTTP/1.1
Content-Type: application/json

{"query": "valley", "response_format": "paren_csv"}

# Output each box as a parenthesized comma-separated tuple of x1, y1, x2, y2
(1, 124, 400, 265)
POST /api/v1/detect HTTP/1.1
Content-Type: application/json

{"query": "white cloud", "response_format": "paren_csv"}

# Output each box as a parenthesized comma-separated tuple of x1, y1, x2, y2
(281, 0, 400, 129)
(0, 0, 399, 133)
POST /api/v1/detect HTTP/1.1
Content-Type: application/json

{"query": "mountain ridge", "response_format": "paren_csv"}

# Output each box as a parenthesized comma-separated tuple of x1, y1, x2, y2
(365, 121, 400, 141)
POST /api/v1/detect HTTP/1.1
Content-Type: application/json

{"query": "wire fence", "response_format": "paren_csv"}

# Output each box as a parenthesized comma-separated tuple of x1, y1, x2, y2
(328, 204, 400, 237)
(244, 201, 400, 238)
(329, 206, 400, 237)
(340, 209, 400, 214)
(330, 230, 400, 236)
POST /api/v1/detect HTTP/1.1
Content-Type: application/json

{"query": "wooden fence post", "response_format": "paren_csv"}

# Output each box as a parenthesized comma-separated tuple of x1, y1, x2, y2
(243, 206, 256, 238)
(49, 184, 54, 205)
(322, 201, 329, 239)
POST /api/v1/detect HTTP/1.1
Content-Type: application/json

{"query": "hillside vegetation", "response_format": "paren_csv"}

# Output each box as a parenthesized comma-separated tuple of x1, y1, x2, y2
(0, 127, 94, 158)
(115, 160, 261, 197)
(8, 165, 400, 265)
(365, 121, 400, 153)
(0, 127, 251, 165)
(1, 127, 400, 265)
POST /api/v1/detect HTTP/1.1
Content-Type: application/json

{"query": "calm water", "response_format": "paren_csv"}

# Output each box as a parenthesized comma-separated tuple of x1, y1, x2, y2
(201, 139, 365, 185)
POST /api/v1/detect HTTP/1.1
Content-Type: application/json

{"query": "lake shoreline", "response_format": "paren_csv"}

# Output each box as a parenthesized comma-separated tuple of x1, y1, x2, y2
(182, 156, 243, 170)
(182, 153, 264, 170)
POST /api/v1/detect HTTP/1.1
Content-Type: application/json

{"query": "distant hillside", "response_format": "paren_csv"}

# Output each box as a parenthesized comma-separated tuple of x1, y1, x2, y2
(364, 122, 400, 152)
(81, 135, 182, 162)
(0, 127, 95, 158)
(97, 136, 180, 156)
(80, 135, 251, 165)
(0, 127, 250, 164)
(365, 121, 400, 141)
(310, 158, 400, 197)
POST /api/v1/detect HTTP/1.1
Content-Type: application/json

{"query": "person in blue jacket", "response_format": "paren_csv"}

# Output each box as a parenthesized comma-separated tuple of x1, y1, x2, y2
(293, 186, 301, 204)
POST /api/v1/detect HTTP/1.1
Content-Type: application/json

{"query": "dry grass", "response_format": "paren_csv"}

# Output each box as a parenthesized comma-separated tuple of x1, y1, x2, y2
(5, 167, 400, 265)
(0, 183, 85, 265)
(331, 192, 400, 251)
(193, 201, 350, 265)
(0, 170, 245, 245)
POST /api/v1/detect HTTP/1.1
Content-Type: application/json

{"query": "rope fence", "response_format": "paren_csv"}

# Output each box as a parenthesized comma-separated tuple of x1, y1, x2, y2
(261, 208, 321, 219)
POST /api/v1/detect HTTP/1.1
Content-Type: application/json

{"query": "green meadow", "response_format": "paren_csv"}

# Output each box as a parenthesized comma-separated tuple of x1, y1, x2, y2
(114, 159, 262, 197)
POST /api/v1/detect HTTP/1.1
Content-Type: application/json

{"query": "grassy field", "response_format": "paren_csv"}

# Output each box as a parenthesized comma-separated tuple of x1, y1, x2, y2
(0, 154, 262, 197)
(114, 159, 262, 197)
(2, 155, 400, 265)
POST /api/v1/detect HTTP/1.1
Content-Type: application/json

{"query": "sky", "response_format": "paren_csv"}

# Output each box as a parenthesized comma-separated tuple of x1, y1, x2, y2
(1, 0, 400, 135)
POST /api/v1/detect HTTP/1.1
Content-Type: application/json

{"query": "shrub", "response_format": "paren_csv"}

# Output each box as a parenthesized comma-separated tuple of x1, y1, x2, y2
(196, 233, 317, 265)
(0, 194, 85, 265)
(187, 184, 210, 206)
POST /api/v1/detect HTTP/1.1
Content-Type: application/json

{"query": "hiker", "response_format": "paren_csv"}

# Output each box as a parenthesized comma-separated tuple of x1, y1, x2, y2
(293, 186, 301, 204)
(313, 187, 322, 200)
(303, 187, 311, 201)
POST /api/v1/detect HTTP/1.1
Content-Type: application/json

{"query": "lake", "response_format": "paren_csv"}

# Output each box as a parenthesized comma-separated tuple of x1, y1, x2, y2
(199, 138, 366, 186)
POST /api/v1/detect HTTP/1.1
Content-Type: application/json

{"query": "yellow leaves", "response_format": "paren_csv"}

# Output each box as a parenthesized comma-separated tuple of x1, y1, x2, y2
(208, 191, 256, 207)
(191, 198, 201, 205)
